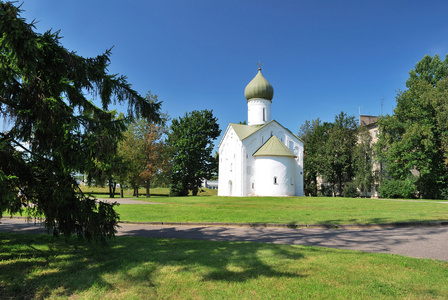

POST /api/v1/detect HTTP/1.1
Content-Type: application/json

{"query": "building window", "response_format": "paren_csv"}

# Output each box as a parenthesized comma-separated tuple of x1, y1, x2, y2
(289, 141, 294, 150)
(290, 177, 294, 185)
(230, 163, 233, 172)
(263, 108, 266, 122)
(274, 176, 278, 185)
(252, 183, 254, 189)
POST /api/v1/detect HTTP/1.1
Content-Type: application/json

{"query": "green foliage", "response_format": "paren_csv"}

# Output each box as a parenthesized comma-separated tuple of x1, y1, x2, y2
(298, 118, 331, 196)
(353, 125, 374, 197)
(378, 178, 417, 199)
(0, 2, 160, 240)
(324, 112, 358, 196)
(168, 109, 221, 196)
(376, 54, 448, 199)
(299, 112, 358, 197)
(118, 99, 170, 197)
(343, 182, 359, 198)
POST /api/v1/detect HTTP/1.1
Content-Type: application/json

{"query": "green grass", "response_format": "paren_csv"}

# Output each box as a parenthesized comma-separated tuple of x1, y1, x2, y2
(79, 186, 217, 198)
(114, 196, 448, 225)
(1, 232, 447, 299)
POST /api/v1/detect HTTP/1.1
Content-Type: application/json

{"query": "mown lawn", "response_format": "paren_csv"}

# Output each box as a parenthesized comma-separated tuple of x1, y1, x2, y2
(113, 195, 448, 225)
(1, 232, 447, 299)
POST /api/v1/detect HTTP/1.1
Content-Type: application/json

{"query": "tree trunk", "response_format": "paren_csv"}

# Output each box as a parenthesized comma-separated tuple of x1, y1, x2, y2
(120, 186, 124, 198)
(146, 181, 150, 198)
(108, 179, 116, 198)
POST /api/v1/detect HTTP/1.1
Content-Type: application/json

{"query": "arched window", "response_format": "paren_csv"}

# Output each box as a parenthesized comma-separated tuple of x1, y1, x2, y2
(263, 108, 266, 122)
(274, 176, 278, 185)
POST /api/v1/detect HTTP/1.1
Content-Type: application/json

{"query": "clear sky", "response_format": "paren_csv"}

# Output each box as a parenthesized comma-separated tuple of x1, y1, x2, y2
(19, 0, 448, 139)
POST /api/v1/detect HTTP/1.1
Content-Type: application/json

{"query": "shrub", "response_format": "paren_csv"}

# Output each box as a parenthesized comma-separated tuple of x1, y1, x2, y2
(378, 178, 417, 199)
(343, 182, 359, 198)
(169, 181, 188, 197)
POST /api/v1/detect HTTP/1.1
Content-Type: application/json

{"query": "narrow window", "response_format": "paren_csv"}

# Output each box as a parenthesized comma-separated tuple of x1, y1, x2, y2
(290, 177, 294, 185)
(289, 141, 294, 150)
(274, 176, 278, 185)
(230, 163, 233, 172)
(270, 131, 273, 136)
(263, 108, 266, 122)
(252, 183, 254, 189)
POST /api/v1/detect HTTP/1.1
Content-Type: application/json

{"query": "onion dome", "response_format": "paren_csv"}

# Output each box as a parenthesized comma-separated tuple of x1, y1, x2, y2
(244, 68, 274, 101)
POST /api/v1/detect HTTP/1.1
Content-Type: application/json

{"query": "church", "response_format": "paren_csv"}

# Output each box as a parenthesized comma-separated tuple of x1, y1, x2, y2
(218, 67, 304, 197)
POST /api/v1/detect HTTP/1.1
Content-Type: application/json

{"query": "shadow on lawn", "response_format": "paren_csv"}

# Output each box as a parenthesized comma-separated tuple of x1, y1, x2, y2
(0, 230, 305, 298)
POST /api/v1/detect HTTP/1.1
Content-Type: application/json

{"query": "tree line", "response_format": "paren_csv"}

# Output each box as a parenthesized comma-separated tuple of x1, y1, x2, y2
(300, 54, 448, 200)
(93, 105, 221, 199)
(298, 112, 374, 197)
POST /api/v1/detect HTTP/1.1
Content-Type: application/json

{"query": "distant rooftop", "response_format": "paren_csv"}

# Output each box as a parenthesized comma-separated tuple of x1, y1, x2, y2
(359, 115, 379, 127)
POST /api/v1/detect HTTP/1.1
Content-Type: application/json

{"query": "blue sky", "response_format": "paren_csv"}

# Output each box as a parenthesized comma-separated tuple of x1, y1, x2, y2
(20, 0, 448, 140)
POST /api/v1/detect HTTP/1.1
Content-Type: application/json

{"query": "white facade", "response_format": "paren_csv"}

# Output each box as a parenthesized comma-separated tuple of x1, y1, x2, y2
(218, 68, 304, 197)
(218, 121, 304, 197)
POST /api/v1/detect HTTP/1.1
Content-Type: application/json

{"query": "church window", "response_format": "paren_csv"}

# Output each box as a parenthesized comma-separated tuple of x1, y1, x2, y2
(270, 131, 273, 136)
(230, 163, 233, 172)
(252, 183, 254, 189)
(263, 108, 266, 122)
(274, 176, 278, 185)
(290, 177, 294, 185)
(289, 141, 294, 150)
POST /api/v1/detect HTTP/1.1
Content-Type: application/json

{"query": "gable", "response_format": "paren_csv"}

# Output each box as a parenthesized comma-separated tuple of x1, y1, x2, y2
(253, 135, 296, 157)
(231, 120, 303, 143)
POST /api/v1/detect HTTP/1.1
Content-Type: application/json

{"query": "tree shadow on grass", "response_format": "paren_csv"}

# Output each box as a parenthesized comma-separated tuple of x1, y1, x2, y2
(0, 231, 306, 299)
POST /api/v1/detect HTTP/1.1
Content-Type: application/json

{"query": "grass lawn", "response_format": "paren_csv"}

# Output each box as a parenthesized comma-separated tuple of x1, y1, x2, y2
(112, 195, 448, 225)
(1, 232, 447, 299)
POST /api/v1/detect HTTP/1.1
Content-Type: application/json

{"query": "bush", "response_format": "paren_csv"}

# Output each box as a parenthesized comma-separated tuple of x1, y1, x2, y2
(343, 182, 359, 198)
(378, 178, 417, 199)
(318, 185, 333, 197)
(169, 181, 188, 197)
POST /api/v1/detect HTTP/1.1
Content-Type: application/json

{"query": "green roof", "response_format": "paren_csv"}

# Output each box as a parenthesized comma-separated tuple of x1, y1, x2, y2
(228, 120, 303, 144)
(230, 123, 263, 140)
(253, 135, 296, 157)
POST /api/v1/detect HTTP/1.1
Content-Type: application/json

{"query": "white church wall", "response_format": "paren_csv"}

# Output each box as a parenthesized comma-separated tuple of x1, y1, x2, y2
(254, 156, 296, 196)
(218, 126, 244, 196)
(247, 99, 271, 126)
(241, 121, 305, 197)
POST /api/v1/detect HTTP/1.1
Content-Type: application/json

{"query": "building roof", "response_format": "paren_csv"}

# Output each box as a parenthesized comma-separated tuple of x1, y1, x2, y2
(244, 68, 274, 101)
(230, 123, 264, 140)
(229, 120, 302, 142)
(253, 135, 296, 157)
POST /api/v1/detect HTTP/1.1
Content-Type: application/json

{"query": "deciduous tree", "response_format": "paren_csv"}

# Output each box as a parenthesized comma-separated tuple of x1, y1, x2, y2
(376, 54, 448, 199)
(168, 110, 221, 196)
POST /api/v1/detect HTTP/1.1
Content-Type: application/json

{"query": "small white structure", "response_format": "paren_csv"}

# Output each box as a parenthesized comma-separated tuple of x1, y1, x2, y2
(218, 67, 304, 197)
